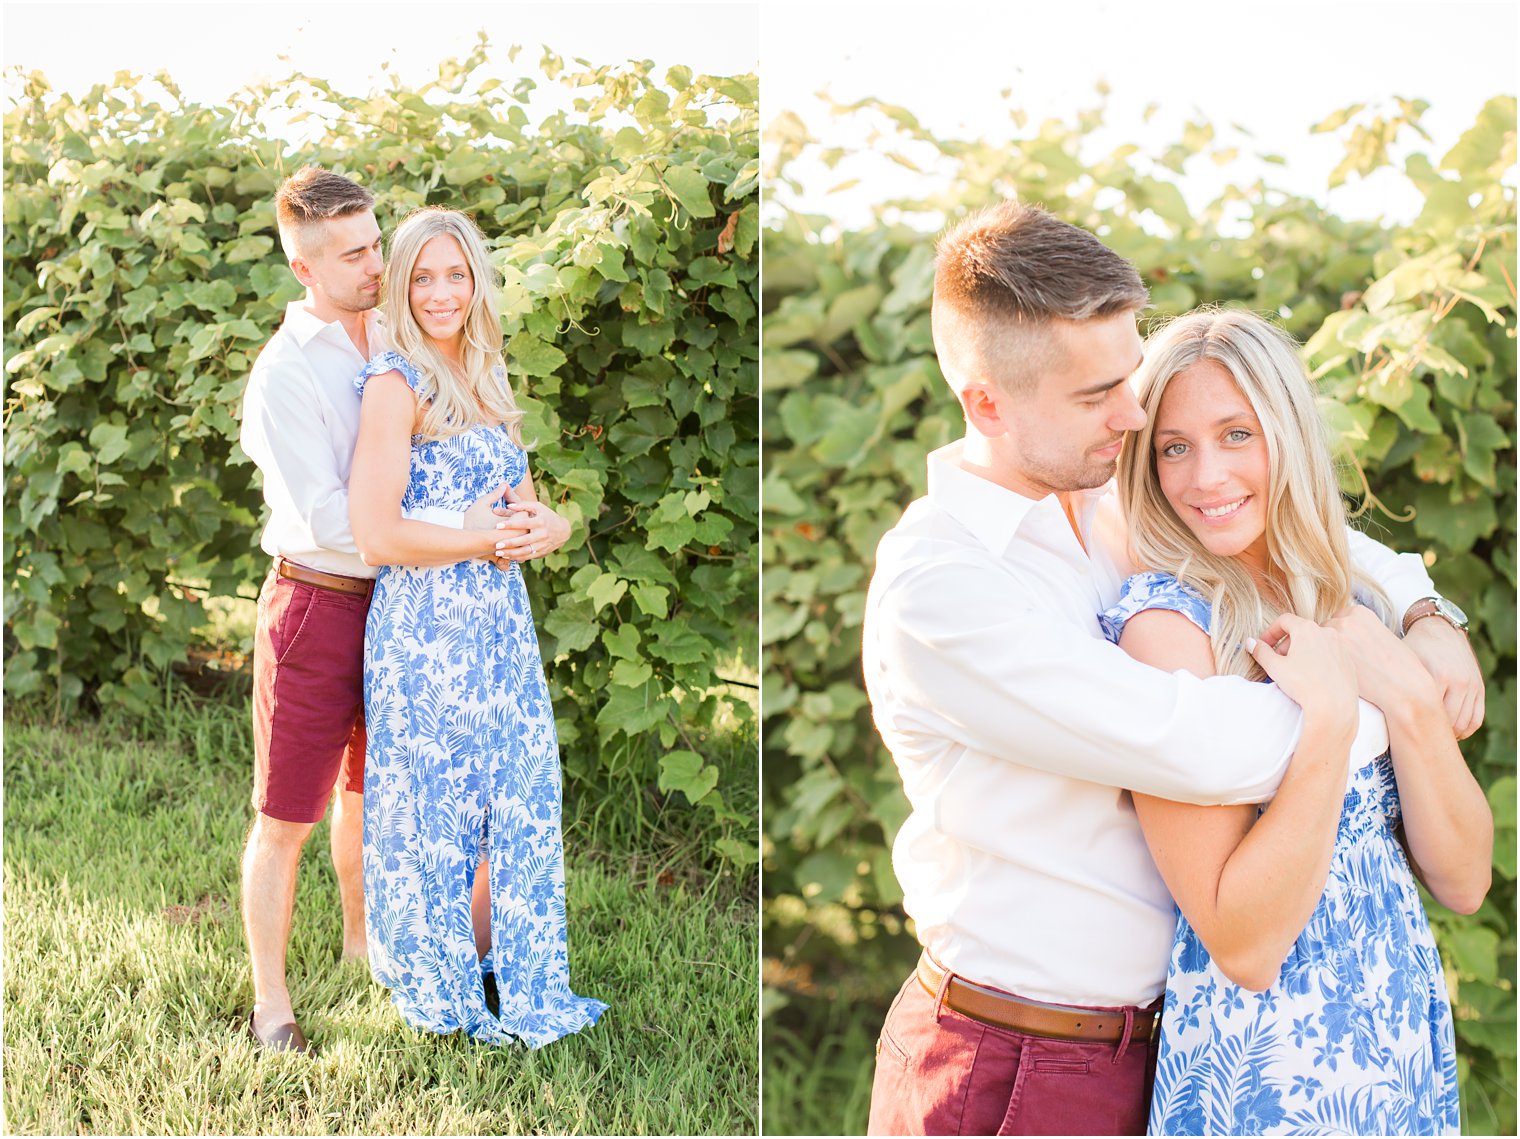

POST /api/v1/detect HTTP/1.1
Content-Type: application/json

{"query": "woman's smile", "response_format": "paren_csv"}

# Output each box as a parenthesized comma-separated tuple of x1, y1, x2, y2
(1192, 495, 1251, 521)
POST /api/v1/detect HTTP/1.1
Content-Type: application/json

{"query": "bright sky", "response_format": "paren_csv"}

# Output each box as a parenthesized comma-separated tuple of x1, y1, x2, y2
(763, 0, 1518, 228)
(3, 2, 759, 128)
(6, 1, 1513, 225)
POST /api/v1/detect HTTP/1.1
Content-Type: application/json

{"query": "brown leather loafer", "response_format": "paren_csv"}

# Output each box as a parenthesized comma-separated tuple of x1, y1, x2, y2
(247, 1012, 318, 1056)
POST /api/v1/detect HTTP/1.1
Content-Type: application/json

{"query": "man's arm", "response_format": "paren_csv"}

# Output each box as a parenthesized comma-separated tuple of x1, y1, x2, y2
(866, 553, 1301, 806)
(1345, 527, 1433, 617)
(1346, 527, 1484, 738)
(241, 360, 360, 553)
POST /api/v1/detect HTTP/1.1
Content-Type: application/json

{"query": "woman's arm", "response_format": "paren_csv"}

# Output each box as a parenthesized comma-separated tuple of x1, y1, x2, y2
(349, 372, 509, 567)
(1120, 609, 1358, 991)
(1328, 607, 1492, 914)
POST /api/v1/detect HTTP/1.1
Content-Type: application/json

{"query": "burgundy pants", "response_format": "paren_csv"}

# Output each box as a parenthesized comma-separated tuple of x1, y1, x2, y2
(867, 971, 1160, 1136)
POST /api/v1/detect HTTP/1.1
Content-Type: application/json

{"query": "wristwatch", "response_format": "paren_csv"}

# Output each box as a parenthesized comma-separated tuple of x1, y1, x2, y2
(1401, 595, 1469, 636)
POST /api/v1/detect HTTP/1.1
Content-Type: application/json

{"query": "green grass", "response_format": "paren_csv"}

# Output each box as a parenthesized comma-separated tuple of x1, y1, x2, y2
(762, 999, 879, 1136)
(4, 704, 757, 1135)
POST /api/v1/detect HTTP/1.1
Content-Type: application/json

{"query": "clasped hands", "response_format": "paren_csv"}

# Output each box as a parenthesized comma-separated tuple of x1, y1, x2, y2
(463, 480, 571, 569)
(1254, 605, 1484, 740)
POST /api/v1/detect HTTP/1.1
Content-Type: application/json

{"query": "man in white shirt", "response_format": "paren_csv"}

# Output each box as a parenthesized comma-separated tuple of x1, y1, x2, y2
(237, 168, 563, 1054)
(861, 202, 1483, 1134)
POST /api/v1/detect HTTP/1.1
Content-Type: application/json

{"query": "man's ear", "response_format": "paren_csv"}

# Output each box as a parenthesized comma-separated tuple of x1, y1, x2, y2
(288, 256, 317, 290)
(959, 383, 1011, 438)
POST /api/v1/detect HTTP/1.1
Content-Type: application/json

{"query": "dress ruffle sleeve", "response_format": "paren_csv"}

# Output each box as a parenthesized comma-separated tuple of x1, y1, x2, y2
(1099, 571, 1213, 644)
(355, 350, 427, 397)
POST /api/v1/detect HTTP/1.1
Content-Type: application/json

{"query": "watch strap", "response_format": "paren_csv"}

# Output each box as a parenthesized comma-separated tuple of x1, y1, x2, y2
(1401, 596, 1464, 636)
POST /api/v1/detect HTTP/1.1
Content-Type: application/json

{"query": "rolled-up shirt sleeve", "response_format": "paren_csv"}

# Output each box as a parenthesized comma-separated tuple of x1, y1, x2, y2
(866, 551, 1302, 807)
(1346, 527, 1436, 623)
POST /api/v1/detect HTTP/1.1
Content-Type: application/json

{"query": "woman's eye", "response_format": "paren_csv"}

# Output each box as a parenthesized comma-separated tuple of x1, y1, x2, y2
(1227, 429, 1252, 443)
(1159, 442, 1186, 458)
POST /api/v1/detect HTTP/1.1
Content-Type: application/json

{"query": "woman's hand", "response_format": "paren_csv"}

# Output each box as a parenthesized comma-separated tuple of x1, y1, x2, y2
(1247, 612, 1359, 739)
(1326, 605, 1441, 714)
(491, 479, 571, 564)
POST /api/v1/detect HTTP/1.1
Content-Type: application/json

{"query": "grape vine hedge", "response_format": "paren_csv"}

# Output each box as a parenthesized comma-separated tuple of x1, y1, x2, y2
(762, 95, 1515, 1131)
(4, 42, 759, 865)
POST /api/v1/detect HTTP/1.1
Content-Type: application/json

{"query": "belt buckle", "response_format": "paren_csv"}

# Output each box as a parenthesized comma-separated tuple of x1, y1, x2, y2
(1148, 1007, 1163, 1044)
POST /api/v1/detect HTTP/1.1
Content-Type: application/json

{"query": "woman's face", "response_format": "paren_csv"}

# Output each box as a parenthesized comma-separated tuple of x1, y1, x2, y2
(408, 233, 473, 348)
(1153, 359, 1272, 579)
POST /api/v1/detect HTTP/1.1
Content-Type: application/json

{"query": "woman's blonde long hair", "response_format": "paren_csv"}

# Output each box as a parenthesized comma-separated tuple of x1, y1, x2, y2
(382, 207, 525, 445)
(1118, 307, 1392, 679)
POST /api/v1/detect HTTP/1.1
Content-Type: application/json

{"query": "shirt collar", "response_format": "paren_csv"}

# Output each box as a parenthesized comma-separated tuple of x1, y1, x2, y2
(926, 440, 1111, 557)
(280, 298, 378, 352)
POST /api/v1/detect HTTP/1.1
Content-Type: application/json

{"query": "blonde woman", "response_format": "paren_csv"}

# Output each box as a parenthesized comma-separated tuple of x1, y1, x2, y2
(348, 207, 605, 1047)
(1102, 308, 1490, 1134)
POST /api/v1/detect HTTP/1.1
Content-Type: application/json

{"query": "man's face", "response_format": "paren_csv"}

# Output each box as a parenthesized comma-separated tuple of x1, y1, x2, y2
(988, 311, 1147, 497)
(294, 210, 384, 314)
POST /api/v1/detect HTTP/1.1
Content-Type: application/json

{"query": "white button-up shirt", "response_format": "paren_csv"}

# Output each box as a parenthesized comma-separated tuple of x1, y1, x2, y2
(862, 441, 1432, 1008)
(241, 300, 456, 577)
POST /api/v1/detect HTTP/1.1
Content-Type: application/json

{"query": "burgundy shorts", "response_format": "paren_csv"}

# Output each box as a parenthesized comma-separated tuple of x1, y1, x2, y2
(867, 970, 1160, 1136)
(251, 566, 371, 824)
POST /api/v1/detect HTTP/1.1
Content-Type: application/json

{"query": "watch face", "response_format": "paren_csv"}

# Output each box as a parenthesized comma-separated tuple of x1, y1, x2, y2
(1437, 597, 1469, 627)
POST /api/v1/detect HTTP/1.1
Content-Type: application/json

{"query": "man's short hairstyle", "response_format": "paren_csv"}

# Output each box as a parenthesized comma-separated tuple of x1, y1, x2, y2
(931, 201, 1149, 395)
(274, 167, 375, 262)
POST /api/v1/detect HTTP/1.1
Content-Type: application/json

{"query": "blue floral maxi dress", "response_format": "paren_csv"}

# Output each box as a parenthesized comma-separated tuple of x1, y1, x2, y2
(355, 352, 606, 1048)
(1101, 573, 1459, 1136)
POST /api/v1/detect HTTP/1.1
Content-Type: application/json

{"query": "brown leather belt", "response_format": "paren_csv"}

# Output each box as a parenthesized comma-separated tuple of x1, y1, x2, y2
(275, 558, 373, 597)
(915, 954, 1160, 1045)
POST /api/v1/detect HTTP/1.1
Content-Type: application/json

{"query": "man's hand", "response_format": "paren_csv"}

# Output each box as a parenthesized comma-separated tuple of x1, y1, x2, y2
(1402, 614, 1484, 739)
(463, 485, 505, 531)
(462, 484, 514, 570)
(1325, 606, 1439, 713)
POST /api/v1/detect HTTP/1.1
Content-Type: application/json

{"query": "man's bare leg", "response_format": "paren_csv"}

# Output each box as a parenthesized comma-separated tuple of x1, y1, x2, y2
(330, 787, 367, 960)
(242, 813, 315, 1037)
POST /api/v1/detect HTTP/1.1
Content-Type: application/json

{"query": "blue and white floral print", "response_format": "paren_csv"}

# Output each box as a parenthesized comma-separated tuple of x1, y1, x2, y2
(1098, 570, 1214, 643)
(1103, 572, 1459, 1136)
(355, 352, 606, 1048)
